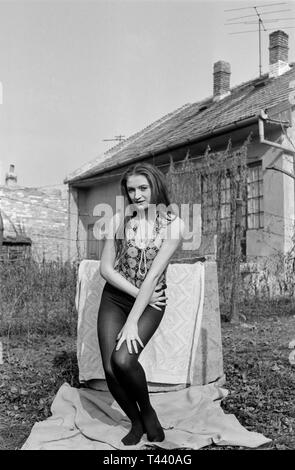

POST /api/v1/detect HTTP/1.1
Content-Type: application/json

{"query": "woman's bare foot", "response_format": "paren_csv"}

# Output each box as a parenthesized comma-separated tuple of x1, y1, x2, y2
(141, 407, 165, 442)
(121, 421, 144, 446)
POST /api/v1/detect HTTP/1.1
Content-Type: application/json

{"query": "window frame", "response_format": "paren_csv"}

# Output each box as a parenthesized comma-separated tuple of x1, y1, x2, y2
(246, 162, 264, 230)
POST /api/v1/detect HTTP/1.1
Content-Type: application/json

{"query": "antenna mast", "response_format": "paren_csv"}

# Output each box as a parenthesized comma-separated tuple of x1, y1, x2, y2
(225, 3, 295, 77)
(102, 135, 125, 143)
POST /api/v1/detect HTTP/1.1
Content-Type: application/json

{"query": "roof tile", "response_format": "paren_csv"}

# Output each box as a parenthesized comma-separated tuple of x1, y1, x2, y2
(66, 66, 295, 184)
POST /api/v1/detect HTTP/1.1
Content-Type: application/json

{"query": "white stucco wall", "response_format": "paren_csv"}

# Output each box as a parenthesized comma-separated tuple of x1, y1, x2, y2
(246, 122, 295, 258)
(69, 177, 121, 260)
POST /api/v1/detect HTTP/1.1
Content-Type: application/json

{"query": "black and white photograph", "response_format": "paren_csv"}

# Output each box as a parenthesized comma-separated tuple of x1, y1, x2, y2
(0, 0, 295, 454)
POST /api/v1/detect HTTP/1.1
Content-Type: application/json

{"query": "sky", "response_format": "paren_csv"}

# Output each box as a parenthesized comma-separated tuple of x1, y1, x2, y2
(0, 0, 295, 187)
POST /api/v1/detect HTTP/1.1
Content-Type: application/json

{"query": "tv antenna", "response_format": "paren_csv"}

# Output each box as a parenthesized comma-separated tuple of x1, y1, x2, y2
(225, 3, 295, 76)
(102, 134, 125, 143)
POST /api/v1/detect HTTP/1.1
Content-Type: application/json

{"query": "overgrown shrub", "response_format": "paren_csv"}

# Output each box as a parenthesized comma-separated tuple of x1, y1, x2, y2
(0, 257, 78, 336)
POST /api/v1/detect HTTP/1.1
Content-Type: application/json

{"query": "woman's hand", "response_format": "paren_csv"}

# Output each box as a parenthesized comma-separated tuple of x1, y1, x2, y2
(149, 283, 167, 311)
(116, 320, 144, 354)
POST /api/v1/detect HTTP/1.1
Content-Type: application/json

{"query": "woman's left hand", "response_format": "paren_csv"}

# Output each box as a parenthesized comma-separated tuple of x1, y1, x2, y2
(116, 320, 144, 354)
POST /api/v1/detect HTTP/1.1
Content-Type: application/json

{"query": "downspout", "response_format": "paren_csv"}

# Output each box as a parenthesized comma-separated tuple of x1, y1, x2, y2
(258, 109, 295, 156)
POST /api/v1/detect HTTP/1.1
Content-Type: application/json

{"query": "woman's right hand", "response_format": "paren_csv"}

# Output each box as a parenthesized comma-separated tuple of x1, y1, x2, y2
(149, 284, 167, 311)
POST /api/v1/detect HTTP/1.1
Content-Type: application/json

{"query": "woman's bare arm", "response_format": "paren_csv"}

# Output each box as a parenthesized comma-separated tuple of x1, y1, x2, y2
(99, 213, 139, 297)
(100, 213, 169, 307)
(100, 236, 140, 298)
(115, 216, 184, 352)
(125, 217, 184, 323)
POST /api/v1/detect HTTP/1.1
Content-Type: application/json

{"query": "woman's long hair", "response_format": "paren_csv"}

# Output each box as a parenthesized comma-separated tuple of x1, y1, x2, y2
(114, 162, 175, 260)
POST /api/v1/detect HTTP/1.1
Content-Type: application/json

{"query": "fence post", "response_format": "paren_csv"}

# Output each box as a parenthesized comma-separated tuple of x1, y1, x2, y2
(229, 198, 243, 322)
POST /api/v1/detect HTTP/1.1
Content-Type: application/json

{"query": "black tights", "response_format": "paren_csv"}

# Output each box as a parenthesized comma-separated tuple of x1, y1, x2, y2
(97, 282, 166, 445)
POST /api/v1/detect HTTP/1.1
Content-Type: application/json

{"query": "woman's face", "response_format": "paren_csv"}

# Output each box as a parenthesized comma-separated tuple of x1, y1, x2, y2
(126, 174, 152, 211)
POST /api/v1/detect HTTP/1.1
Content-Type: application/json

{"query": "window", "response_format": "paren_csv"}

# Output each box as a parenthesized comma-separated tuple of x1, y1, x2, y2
(201, 163, 264, 233)
(247, 164, 264, 229)
(87, 224, 104, 260)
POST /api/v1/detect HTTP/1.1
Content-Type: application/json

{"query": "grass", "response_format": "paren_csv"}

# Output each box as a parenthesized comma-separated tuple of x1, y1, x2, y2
(0, 258, 295, 450)
(0, 258, 77, 336)
(0, 334, 78, 450)
(220, 313, 295, 450)
(0, 302, 294, 450)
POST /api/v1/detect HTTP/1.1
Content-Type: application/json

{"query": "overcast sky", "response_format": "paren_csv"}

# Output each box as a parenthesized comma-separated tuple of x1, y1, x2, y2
(0, 0, 294, 187)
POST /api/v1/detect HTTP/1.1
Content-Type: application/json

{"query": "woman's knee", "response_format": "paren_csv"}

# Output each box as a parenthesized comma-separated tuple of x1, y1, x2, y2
(102, 361, 116, 381)
(111, 349, 136, 373)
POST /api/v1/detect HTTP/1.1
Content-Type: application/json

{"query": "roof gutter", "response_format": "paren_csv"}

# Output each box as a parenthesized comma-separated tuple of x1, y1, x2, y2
(146, 114, 260, 156)
(67, 114, 260, 185)
(68, 110, 295, 186)
(258, 109, 295, 155)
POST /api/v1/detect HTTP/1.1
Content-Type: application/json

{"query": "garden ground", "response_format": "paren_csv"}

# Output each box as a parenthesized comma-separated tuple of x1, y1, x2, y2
(0, 305, 294, 450)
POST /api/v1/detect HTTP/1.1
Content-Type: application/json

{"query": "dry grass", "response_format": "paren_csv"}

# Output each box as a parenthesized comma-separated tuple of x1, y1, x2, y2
(0, 259, 295, 450)
(0, 306, 294, 450)
(220, 313, 295, 450)
(0, 258, 77, 336)
(0, 334, 78, 450)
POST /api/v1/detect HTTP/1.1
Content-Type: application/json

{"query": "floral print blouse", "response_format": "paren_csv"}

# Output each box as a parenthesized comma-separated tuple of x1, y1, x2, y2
(114, 213, 168, 289)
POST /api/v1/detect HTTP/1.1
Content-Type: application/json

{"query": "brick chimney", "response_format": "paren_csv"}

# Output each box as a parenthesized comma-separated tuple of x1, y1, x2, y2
(5, 164, 17, 187)
(213, 61, 231, 102)
(269, 30, 290, 78)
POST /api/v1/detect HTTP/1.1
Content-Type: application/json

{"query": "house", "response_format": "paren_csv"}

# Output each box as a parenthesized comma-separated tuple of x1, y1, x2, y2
(0, 165, 69, 261)
(65, 30, 295, 264)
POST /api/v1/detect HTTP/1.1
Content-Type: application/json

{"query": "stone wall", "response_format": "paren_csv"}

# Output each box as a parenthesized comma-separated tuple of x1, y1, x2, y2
(0, 185, 69, 261)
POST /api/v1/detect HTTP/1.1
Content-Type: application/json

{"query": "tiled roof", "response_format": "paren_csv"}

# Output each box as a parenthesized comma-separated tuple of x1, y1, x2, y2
(2, 235, 32, 245)
(65, 65, 295, 184)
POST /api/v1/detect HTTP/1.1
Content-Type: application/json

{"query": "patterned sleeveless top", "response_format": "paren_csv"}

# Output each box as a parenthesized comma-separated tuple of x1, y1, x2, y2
(114, 213, 168, 289)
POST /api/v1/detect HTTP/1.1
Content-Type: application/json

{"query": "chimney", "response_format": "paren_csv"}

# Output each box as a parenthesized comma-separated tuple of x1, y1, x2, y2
(269, 30, 290, 78)
(5, 164, 17, 187)
(213, 61, 231, 102)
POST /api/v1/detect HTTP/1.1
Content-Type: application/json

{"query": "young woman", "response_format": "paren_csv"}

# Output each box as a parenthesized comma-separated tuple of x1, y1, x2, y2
(97, 162, 184, 446)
